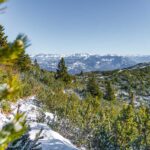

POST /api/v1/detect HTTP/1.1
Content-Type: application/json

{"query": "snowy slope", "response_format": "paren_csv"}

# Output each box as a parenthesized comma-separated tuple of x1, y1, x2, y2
(0, 97, 78, 150)
(29, 122, 78, 150)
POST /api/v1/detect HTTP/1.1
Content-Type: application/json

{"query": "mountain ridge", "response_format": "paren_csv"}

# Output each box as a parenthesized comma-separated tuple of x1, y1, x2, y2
(31, 53, 150, 74)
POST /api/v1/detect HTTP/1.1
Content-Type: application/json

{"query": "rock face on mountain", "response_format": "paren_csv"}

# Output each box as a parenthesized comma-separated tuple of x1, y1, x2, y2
(31, 54, 150, 74)
(0, 97, 78, 150)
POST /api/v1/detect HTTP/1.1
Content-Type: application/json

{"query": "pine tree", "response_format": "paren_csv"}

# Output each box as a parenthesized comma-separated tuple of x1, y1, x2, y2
(0, 2, 28, 149)
(55, 57, 71, 83)
(105, 81, 116, 101)
(0, 24, 8, 48)
(34, 59, 40, 68)
(87, 75, 103, 98)
(14, 34, 32, 71)
(80, 70, 84, 76)
(114, 104, 138, 149)
(0, 36, 24, 65)
(0, 113, 27, 149)
(15, 51, 31, 71)
(130, 91, 135, 106)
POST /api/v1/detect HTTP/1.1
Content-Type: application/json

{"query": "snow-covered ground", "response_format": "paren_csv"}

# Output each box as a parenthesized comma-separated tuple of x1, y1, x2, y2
(29, 122, 78, 150)
(0, 96, 78, 150)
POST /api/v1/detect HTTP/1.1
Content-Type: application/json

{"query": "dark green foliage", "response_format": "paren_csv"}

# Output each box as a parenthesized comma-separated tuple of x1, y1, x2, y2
(113, 105, 138, 148)
(15, 34, 31, 49)
(79, 70, 84, 76)
(136, 106, 150, 149)
(0, 34, 28, 102)
(1, 1, 150, 148)
(81, 66, 150, 102)
(3, 57, 149, 149)
(15, 52, 31, 71)
(92, 104, 150, 149)
(0, 35, 25, 65)
(92, 126, 116, 150)
(0, 25, 8, 48)
(0, 113, 27, 149)
(14, 34, 32, 71)
(0, 26, 30, 149)
(129, 91, 135, 106)
(86, 76, 103, 98)
(7, 129, 43, 150)
(7, 51, 149, 149)
(105, 81, 116, 101)
(55, 57, 71, 83)
(34, 59, 40, 69)
(0, 100, 11, 113)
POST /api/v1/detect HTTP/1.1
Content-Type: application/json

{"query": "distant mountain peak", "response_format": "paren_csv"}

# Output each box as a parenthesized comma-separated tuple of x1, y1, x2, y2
(31, 54, 150, 74)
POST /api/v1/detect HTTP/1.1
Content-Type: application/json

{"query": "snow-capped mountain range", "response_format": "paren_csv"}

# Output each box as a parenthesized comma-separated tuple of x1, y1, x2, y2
(31, 53, 150, 74)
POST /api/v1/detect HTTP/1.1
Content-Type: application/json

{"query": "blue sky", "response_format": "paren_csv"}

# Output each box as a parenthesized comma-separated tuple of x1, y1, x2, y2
(1, 0, 150, 55)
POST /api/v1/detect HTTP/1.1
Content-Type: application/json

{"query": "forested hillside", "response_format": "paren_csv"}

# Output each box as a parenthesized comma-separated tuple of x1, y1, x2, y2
(0, 1, 150, 149)
(79, 65, 150, 105)
(0, 25, 150, 148)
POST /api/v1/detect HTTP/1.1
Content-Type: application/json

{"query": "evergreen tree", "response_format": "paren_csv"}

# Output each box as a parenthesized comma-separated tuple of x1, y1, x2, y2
(0, 2, 28, 149)
(79, 70, 84, 76)
(105, 81, 116, 101)
(114, 104, 138, 149)
(34, 59, 40, 68)
(136, 106, 150, 149)
(14, 34, 32, 71)
(0, 113, 27, 149)
(130, 91, 135, 106)
(0, 36, 24, 65)
(15, 52, 31, 71)
(0, 24, 8, 47)
(87, 75, 103, 98)
(55, 57, 71, 83)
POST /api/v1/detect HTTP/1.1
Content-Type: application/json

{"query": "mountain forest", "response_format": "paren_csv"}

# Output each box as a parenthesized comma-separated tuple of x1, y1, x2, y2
(0, 1, 150, 150)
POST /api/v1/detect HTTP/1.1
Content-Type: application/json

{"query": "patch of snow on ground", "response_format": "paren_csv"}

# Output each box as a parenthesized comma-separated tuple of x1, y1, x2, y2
(0, 96, 78, 150)
(29, 122, 78, 150)
(0, 113, 9, 130)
